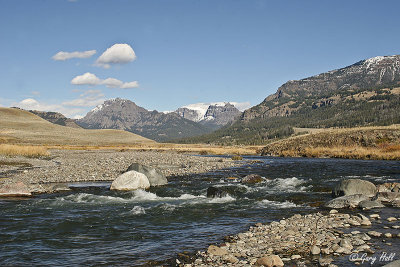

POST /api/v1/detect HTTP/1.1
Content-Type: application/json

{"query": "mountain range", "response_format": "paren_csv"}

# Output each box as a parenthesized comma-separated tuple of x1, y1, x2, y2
(175, 102, 241, 129)
(75, 99, 241, 142)
(179, 55, 400, 145)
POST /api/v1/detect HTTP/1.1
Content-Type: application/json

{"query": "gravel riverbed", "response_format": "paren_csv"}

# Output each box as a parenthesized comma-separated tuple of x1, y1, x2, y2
(0, 149, 244, 193)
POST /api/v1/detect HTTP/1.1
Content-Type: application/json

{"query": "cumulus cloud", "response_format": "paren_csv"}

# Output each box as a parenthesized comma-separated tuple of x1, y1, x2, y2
(15, 98, 85, 118)
(70, 72, 139, 89)
(62, 89, 105, 107)
(52, 50, 96, 61)
(95, 43, 136, 68)
(71, 72, 102, 85)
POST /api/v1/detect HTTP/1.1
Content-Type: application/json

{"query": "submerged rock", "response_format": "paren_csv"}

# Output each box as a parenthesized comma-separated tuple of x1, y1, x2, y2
(110, 170, 150, 191)
(242, 174, 263, 184)
(126, 163, 168, 186)
(0, 182, 32, 197)
(206, 186, 228, 198)
(325, 194, 369, 209)
(333, 179, 376, 197)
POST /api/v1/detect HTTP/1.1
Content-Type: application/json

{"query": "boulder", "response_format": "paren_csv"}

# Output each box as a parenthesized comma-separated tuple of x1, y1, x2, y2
(0, 182, 32, 197)
(324, 194, 369, 209)
(376, 183, 400, 193)
(255, 255, 284, 267)
(207, 186, 228, 198)
(110, 171, 150, 191)
(333, 179, 376, 197)
(126, 163, 168, 186)
(358, 200, 385, 209)
(375, 192, 400, 202)
(242, 174, 263, 184)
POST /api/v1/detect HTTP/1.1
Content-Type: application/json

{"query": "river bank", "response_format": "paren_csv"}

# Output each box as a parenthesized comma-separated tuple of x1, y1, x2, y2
(0, 149, 245, 194)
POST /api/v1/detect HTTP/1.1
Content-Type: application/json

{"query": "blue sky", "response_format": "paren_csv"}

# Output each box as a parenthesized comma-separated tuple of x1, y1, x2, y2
(1, 0, 400, 118)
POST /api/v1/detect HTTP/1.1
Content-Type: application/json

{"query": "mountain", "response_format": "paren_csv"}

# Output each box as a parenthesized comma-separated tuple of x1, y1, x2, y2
(28, 110, 82, 128)
(178, 55, 400, 145)
(0, 107, 152, 145)
(77, 98, 212, 142)
(175, 102, 241, 129)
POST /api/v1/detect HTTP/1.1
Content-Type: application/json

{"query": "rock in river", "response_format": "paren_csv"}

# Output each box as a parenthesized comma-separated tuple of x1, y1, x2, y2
(207, 186, 228, 198)
(242, 174, 263, 184)
(333, 179, 376, 197)
(324, 194, 370, 209)
(126, 163, 168, 186)
(110, 170, 150, 191)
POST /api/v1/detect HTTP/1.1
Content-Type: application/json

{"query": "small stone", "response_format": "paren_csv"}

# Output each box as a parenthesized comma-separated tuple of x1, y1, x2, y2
(384, 233, 392, 238)
(319, 257, 333, 267)
(207, 245, 228, 256)
(368, 231, 382, 237)
(291, 255, 301, 260)
(255, 255, 284, 267)
(311, 245, 321, 255)
(330, 209, 338, 214)
(370, 214, 380, 219)
(387, 217, 397, 222)
(224, 255, 239, 264)
(391, 225, 400, 229)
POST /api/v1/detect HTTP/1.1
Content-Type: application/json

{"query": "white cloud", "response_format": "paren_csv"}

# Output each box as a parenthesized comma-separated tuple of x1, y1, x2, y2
(95, 43, 136, 68)
(71, 72, 139, 89)
(120, 81, 139, 89)
(14, 98, 85, 118)
(71, 72, 102, 85)
(52, 50, 96, 61)
(102, 78, 123, 88)
(63, 89, 105, 107)
(231, 101, 252, 111)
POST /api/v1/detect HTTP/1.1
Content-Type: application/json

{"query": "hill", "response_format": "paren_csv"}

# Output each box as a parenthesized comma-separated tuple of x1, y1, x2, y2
(260, 125, 400, 160)
(179, 55, 400, 145)
(27, 109, 82, 128)
(77, 98, 213, 142)
(0, 107, 153, 146)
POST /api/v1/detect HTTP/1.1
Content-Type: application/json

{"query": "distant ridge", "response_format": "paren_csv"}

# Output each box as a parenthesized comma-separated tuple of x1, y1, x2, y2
(175, 102, 241, 129)
(178, 55, 400, 145)
(77, 98, 212, 142)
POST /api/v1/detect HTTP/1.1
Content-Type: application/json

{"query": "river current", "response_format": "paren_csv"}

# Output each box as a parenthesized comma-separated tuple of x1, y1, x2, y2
(1, 156, 399, 266)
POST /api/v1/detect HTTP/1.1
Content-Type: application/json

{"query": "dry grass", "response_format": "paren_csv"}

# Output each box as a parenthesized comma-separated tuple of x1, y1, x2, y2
(0, 107, 154, 146)
(263, 124, 400, 160)
(43, 143, 262, 155)
(0, 144, 49, 158)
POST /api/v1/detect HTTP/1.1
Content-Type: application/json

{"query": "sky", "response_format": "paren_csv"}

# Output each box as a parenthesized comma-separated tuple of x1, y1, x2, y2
(1, 0, 400, 118)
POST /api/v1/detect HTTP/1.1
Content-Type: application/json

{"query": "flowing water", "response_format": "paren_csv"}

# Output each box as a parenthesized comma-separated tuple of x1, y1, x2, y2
(1, 157, 399, 266)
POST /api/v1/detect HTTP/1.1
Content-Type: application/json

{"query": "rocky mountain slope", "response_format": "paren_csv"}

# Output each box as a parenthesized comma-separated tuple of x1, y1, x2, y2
(179, 55, 400, 145)
(28, 110, 82, 128)
(175, 102, 241, 129)
(77, 98, 212, 142)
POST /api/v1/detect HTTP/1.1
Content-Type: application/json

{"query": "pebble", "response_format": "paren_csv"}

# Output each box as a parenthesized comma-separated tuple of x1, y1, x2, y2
(387, 217, 397, 222)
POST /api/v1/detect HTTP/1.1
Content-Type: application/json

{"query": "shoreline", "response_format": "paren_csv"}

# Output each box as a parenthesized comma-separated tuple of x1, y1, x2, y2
(0, 149, 246, 195)
(175, 209, 400, 267)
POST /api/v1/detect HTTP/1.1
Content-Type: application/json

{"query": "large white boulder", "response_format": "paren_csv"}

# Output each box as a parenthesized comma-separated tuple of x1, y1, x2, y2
(126, 163, 168, 186)
(110, 171, 150, 191)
